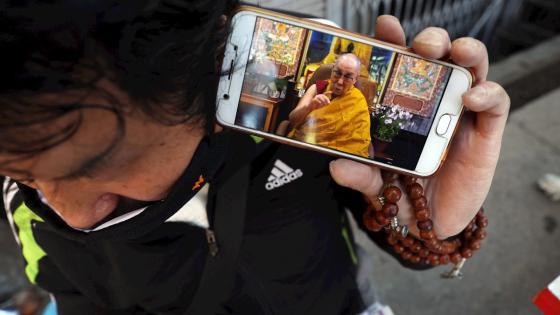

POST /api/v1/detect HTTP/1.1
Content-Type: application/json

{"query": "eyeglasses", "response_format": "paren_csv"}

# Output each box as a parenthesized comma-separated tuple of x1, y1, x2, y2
(331, 69, 356, 83)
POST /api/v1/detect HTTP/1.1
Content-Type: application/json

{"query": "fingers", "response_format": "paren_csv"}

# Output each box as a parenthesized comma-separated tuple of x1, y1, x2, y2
(313, 94, 330, 109)
(374, 15, 406, 46)
(378, 20, 488, 83)
(317, 94, 330, 103)
(462, 81, 510, 135)
(329, 159, 383, 201)
(411, 27, 451, 59)
(411, 28, 489, 84)
(450, 37, 489, 83)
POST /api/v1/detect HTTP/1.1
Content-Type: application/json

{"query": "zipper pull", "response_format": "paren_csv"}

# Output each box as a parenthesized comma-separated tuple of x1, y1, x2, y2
(205, 229, 219, 257)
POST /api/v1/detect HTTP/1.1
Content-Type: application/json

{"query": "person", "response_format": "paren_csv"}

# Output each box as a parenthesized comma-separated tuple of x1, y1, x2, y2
(289, 53, 372, 157)
(0, 1, 511, 314)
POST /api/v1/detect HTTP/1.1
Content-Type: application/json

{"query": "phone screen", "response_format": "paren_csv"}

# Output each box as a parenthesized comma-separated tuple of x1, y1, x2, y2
(233, 16, 454, 170)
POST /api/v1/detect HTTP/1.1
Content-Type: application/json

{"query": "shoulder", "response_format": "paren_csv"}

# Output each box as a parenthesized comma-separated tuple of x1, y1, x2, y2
(350, 85, 367, 101)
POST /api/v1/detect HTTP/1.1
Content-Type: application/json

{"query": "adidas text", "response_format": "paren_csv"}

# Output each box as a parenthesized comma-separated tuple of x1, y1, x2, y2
(265, 169, 303, 191)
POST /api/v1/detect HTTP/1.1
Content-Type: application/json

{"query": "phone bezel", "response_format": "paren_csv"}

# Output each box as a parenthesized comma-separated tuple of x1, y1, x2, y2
(216, 7, 472, 177)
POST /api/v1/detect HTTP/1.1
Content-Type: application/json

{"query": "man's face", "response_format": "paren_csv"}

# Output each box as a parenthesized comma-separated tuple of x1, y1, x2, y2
(329, 58, 359, 96)
(0, 80, 204, 229)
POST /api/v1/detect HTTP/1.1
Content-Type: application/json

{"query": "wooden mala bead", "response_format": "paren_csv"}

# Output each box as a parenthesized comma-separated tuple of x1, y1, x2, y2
(383, 186, 402, 203)
(362, 172, 488, 274)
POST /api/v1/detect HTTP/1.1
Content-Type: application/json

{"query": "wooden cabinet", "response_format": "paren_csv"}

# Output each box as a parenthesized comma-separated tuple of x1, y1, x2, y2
(239, 93, 283, 132)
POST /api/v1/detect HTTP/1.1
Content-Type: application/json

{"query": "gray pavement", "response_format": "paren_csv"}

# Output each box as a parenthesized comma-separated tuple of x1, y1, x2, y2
(360, 78, 560, 314)
(488, 35, 560, 86)
(489, 36, 560, 111)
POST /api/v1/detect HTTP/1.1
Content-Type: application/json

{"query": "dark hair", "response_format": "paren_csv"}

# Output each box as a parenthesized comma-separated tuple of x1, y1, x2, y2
(0, 0, 238, 155)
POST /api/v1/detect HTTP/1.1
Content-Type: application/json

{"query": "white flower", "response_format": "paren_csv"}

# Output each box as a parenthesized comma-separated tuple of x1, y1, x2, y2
(384, 118, 393, 124)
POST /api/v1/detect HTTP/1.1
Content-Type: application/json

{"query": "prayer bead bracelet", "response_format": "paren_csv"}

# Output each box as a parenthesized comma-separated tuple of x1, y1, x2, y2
(362, 172, 487, 278)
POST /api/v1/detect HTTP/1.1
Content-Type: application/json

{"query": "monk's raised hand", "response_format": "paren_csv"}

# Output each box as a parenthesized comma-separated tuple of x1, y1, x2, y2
(310, 92, 331, 111)
(329, 15, 510, 239)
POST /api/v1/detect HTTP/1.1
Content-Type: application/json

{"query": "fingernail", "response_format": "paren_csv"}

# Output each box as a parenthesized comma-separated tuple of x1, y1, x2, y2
(468, 85, 487, 103)
(377, 15, 400, 24)
(330, 160, 344, 174)
(415, 30, 444, 47)
(454, 38, 483, 54)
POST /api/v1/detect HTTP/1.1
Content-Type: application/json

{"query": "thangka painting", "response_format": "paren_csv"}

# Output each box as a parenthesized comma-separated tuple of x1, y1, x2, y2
(381, 54, 450, 117)
(249, 18, 306, 77)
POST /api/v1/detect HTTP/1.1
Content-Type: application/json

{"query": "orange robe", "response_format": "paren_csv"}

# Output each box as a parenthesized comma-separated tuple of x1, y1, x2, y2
(292, 83, 371, 157)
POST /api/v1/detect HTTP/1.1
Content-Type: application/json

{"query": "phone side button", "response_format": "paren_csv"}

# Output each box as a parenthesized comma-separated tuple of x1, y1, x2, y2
(436, 114, 452, 136)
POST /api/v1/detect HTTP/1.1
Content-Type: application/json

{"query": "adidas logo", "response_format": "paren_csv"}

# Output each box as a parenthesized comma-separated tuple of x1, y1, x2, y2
(265, 159, 303, 191)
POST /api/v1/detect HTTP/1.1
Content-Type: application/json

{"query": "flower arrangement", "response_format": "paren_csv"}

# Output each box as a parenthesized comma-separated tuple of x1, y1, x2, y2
(373, 104, 414, 142)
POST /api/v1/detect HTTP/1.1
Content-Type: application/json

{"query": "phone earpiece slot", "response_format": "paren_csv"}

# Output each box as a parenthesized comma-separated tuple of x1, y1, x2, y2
(228, 59, 235, 80)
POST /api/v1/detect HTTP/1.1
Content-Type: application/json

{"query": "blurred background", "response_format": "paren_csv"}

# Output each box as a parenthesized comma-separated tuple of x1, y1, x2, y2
(1, 0, 559, 314)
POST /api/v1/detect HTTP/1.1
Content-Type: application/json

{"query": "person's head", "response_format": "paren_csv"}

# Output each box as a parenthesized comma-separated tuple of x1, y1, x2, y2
(0, 0, 238, 228)
(330, 53, 360, 96)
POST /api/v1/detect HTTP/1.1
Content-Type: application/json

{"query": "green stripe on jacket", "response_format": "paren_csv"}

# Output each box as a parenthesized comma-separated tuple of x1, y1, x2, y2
(13, 204, 46, 284)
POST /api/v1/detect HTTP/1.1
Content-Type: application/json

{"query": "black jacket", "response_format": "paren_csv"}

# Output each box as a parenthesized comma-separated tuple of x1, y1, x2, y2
(2, 132, 410, 314)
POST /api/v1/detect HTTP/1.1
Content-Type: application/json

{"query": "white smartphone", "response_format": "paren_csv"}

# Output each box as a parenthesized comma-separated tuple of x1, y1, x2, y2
(216, 6, 472, 177)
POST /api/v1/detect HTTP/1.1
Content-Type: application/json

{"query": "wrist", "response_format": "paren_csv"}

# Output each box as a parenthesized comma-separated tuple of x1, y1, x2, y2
(306, 101, 317, 112)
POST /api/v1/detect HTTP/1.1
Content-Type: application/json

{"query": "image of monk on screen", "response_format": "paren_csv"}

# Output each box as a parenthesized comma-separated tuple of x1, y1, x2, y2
(288, 53, 371, 157)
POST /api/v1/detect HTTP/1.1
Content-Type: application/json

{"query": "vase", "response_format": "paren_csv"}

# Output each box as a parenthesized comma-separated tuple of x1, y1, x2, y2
(373, 136, 392, 156)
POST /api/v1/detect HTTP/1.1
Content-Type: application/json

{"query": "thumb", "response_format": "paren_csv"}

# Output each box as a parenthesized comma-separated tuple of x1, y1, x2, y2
(329, 159, 383, 201)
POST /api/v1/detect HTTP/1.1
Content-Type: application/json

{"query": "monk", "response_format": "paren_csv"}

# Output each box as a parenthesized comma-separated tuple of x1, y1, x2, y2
(289, 53, 371, 157)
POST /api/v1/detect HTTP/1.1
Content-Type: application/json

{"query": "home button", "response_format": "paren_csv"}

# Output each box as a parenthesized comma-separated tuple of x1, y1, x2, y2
(436, 114, 452, 136)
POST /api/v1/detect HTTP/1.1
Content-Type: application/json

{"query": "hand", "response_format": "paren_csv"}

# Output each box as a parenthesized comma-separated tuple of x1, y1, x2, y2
(309, 91, 332, 111)
(329, 15, 510, 239)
